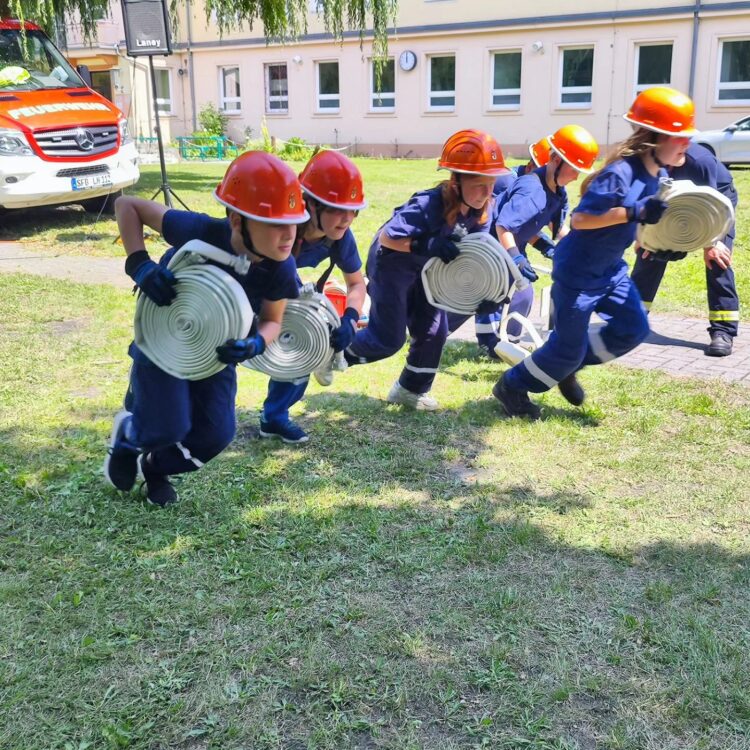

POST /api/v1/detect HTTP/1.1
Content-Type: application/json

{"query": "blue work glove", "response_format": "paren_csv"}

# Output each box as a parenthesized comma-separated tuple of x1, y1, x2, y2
(330, 307, 359, 352)
(628, 195, 668, 225)
(509, 247, 538, 282)
(475, 299, 503, 315)
(531, 234, 556, 260)
(216, 333, 266, 365)
(410, 234, 460, 264)
(642, 249, 688, 262)
(125, 250, 177, 306)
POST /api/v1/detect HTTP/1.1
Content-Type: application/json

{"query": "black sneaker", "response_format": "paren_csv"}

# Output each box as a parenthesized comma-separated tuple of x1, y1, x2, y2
(103, 410, 139, 491)
(492, 375, 541, 420)
(259, 419, 309, 444)
(557, 373, 585, 406)
(706, 331, 733, 357)
(139, 454, 179, 507)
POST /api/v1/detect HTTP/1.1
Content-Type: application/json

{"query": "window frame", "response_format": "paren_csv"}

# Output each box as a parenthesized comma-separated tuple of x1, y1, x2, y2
(558, 45, 594, 109)
(633, 41, 674, 97)
(716, 37, 750, 106)
(489, 48, 522, 111)
(369, 57, 396, 112)
(153, 68, 174, 116)
(427, 53, 456, 112)
(218, 65, 242, 114)
(315, 59, 341, 114)
(264, 62, 289, 115)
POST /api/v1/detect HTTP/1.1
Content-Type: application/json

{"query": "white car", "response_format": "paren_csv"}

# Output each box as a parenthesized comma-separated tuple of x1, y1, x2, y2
(693, 115, 750, 167)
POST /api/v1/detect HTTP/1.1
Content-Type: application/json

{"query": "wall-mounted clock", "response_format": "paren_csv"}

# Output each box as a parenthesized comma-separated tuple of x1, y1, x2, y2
(399, 50, 417, 72)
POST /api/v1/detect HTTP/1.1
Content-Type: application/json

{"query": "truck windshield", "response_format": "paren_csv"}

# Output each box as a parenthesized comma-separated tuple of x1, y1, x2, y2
(0, 29, 85, 92)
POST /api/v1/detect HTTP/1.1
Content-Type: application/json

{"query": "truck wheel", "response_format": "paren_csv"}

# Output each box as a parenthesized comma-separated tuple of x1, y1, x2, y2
(81, 190, 123, 215)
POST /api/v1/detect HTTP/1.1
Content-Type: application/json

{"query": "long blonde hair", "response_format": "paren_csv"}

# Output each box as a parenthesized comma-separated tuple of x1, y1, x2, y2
(439, 174, 490, 228)
(580, 128, 657, 194)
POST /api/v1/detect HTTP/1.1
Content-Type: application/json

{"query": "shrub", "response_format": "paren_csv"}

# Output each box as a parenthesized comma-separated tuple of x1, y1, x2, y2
(198, 103, 228, 137)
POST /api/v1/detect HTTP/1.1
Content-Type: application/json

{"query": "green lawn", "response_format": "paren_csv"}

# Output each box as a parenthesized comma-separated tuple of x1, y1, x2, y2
(1, 158, 748, 319)
(1, 268, 749, 749)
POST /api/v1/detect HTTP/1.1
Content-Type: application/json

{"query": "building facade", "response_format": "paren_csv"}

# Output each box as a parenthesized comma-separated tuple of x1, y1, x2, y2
(64, 0, 750, 157)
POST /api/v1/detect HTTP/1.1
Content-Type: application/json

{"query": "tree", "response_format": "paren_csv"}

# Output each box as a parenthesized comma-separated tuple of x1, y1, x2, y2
(0, 0, 398, 59)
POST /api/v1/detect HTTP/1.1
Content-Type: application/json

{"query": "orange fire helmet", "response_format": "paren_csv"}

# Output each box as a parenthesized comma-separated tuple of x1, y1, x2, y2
(438, 129, 510, 176)
(299, 150, 367, 210)
(548, 124, 599, 173)
(528, 136, 552, 167)
(214, 151, 309, 224)
(623, 86, 698, 137)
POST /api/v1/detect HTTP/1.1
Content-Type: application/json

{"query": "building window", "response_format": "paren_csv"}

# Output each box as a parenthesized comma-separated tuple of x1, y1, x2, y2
(559, 47, 593, 107)
(265, 63, 288, 113)
(428, 54, 455, 110)
(316, 61, 340, 112)
(371, 58, 395, 111)
(219, 66, 241, 113)
(718, 39, 750, 103)
(635, 43, 673, 93)
(490, 50, 521, 109)
(153, 69, 173, 115)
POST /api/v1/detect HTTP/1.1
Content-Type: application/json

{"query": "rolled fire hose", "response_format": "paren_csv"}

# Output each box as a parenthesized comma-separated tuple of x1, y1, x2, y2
(421, 232, 528, 315)
(134, 240, 254, 381)
(243, 283, 344, 382)
(638, 178, 734, 254)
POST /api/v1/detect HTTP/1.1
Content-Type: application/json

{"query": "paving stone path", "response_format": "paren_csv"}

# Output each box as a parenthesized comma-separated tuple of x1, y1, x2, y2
(2, 240, 747, 385)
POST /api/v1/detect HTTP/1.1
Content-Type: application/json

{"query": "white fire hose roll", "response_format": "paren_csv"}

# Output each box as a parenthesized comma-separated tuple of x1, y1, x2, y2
(638, 178, 734, 254)
(134, 240, 254, 381)
(421, 232, 528, 315)
(243, 283, 342, 382)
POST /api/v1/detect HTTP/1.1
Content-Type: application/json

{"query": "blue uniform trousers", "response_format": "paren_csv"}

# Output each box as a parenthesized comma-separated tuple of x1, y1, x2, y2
(631, 242, 739, 337)
(505, 274, 649, 393)
(262, 377, 309, 424)
(122, 357, 237, 476)
(345, 246, 447, 394)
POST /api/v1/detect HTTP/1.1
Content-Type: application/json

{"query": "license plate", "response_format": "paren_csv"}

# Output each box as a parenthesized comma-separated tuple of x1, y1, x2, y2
(72, 173, 112, 191)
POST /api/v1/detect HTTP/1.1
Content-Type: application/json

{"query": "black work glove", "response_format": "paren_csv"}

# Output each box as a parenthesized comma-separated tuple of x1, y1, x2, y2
(411, 234, 460, 264)
(330, 307, 359, 352)
(642, 249, 688, 262)
(531, 234, 556, 260)
(125, 250, 177, 306)
(476, 299, 503, 315)
(627, 195, 669, 225)
(216, 333, 266, 364)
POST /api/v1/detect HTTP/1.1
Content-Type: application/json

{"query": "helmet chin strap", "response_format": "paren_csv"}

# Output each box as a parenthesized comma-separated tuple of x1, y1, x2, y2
(454, 173, 474, 211)
(651, 148, 668, 170)
(240, 216, 275, 262)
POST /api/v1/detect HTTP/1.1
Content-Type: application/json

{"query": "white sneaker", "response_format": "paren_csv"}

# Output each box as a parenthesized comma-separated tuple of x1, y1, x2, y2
(386, 381, 439, 411)
(313, 366, 334, 387)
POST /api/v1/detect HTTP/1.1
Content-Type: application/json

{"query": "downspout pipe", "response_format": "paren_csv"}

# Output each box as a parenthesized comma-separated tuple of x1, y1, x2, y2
(186, 0, 198, 132)
(688, 0, 701, 98)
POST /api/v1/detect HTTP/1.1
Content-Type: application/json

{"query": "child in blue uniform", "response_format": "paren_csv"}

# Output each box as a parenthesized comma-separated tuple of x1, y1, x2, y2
(260, 150, 367, 444)
(452, 126, 597, 358)
(104, 152, 308, 506)
(493, 87, 697, 419)
(344, 129, 510, 410)
(630, 142, 739, 356)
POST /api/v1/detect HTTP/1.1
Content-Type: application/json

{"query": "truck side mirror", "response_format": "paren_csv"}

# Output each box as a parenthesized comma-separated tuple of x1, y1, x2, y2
(76, 64, 92, 88)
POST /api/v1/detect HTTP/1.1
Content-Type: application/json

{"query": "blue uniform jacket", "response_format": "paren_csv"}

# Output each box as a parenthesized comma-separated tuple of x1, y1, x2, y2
(492, 166, 568, 252)
(553, 155, 660, 290)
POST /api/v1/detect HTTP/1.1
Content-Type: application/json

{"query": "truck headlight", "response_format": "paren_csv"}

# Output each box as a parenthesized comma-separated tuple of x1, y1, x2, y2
(119, 119, 132, 144)
(0, 129, 33, 156)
